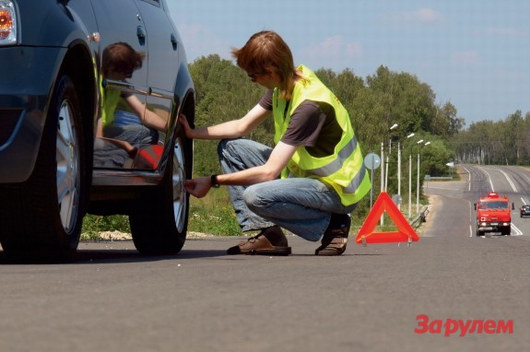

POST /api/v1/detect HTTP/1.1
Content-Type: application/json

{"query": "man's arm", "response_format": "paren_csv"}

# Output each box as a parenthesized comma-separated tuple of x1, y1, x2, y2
(179, 103, 270, 140)
(217, 141, 296, 185)
(184, 141, 297, 198)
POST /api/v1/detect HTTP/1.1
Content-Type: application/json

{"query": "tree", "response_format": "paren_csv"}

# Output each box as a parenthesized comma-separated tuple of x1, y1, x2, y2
(432, 102, 465, 138)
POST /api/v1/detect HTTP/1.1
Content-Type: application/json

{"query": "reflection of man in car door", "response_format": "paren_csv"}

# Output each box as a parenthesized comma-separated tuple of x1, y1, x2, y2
(95, 42, 167, 168)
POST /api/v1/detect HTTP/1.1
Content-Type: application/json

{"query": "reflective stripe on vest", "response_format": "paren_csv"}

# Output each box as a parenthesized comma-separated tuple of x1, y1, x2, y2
(305, 137, 368, 193)
(272, 65, 371, 205)
(307, 135, 357, 177)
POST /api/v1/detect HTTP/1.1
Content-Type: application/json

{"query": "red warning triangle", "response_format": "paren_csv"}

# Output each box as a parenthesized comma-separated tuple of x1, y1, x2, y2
(355, 192, 419, 244)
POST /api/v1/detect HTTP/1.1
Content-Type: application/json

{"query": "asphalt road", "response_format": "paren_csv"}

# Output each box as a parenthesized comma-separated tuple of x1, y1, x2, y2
(0, 165, 529, 352)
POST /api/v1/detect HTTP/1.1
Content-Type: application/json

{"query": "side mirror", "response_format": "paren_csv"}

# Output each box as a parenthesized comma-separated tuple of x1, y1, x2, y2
(474, 203, 477, 211)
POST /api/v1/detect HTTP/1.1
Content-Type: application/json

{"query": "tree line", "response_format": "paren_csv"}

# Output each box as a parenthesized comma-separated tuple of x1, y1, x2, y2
(452, 110, 530, 165)
(187, 55, 529, 209)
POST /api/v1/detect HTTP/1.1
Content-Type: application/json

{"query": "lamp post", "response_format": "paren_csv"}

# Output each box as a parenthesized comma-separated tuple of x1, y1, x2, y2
(409, 151, 412, 218)
(384, 123, 398, 192)
(380, 142, 384, 195)
(416, 140, 431, 214)
(402, 133, 414, 216)
(380, 123, 398, 226)
(397, 140, 401, 208)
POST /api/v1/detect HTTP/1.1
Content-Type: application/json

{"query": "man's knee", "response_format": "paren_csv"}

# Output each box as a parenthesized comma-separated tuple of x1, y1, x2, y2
(242, 185, 264, 212)
(217, 138, 239, 158)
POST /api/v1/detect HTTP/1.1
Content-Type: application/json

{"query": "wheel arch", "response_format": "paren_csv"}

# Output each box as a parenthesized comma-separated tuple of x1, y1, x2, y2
(57, 42, 97, 183)
(176, 89, 195, 178)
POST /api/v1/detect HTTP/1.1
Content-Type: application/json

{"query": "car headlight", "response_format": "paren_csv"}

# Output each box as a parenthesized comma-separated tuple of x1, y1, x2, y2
(0, 0, 17, 46)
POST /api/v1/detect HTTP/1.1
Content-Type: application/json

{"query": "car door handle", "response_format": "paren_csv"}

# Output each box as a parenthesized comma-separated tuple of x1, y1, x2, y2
(170, 34, 178, 50)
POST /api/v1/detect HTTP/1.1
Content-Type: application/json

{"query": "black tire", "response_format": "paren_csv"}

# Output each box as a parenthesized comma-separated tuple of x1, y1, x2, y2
(0, 75, 88, 262)
(129, 131, 191, 255)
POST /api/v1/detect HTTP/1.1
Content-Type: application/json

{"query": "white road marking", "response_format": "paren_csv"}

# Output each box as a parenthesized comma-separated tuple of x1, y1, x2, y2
(511, 223, 523, 236)
(499, 169, 518, 192)
(476, 166, 494, 192)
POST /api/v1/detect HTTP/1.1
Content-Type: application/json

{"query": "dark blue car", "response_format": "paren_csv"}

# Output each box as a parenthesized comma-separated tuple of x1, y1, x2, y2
(522, 205, 530, 218)
(0, 0, 195, 261)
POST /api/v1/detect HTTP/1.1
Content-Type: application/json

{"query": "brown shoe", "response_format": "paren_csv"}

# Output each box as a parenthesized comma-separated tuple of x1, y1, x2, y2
(227, 227, 291, 256)
(315, 214, 351, 256)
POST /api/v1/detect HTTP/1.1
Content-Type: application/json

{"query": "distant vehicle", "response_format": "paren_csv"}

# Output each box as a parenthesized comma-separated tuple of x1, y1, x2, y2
(521, 205, 530, 218)
(474, 192, 514, 236)
(0, 0, 195, 261)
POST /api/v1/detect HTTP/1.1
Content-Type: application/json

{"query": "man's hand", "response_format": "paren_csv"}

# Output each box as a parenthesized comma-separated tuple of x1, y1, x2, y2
(184, 177, 212, 198)
(178, 113, 194, 139)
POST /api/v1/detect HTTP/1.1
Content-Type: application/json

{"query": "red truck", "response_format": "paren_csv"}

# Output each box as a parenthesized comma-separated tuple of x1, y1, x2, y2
(474, 192, 513, 236)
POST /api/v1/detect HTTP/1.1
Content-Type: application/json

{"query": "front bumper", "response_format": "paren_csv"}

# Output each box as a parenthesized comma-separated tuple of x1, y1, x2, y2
(0, 46, 65, 183)
(477, 222, 510, 232)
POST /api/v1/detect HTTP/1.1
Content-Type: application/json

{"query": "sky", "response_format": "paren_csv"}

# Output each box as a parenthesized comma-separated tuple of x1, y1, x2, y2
(167, 0, 530, 126)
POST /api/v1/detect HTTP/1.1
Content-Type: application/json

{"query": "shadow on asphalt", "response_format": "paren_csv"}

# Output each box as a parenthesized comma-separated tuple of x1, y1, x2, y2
(75, 248, 229, 264)
(0, 238, 388, 264)
(0, 248, 228, 265)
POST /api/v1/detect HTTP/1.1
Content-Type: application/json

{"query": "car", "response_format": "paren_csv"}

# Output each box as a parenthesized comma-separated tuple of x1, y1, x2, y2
(0, 0, 195, 261)
(522, 205, 530, 218)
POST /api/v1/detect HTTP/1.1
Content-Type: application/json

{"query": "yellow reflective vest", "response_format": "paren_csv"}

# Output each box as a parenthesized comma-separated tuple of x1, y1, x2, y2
(99, 75, 121, 127)
(273, 65, 371, 206)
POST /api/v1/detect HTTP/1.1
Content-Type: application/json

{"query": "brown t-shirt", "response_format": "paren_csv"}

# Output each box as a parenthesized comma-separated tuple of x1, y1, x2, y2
(259, 89, 342, 157)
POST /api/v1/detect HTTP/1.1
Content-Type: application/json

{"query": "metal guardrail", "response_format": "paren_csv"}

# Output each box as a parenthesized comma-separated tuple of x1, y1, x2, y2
(410, 205, 429, 229)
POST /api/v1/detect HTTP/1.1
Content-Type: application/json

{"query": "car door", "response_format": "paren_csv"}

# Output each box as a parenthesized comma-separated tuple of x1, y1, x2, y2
(133, 0, 181, 169)
(89, 0, 149, 169)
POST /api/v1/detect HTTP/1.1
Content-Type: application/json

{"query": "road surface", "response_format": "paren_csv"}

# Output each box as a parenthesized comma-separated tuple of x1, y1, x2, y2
(0, 165, 528, 352)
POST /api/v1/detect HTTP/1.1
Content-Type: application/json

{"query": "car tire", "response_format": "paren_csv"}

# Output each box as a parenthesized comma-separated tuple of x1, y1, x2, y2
(129, 132, 191, 255)
(0, 75, 88, 262)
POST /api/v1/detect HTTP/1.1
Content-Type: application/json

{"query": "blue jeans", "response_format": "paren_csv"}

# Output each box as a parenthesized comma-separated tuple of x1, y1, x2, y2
(218, 138, 357, 241)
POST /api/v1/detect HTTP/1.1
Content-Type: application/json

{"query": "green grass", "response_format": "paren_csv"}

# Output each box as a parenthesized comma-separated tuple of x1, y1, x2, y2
(81, 188, 242, 238)
(187, 188, 242, 236)
(81, 188, 428, 238)
(81, 214, 131, 240)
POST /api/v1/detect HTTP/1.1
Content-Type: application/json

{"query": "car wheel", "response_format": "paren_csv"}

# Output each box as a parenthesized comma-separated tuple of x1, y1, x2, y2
(0, 75, 87, 261)
(129, 133, 191, 255)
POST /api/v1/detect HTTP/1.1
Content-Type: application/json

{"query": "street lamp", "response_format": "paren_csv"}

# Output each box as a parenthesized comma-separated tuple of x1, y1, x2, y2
(402, 133, 414, 216)
(397, 133, 415, 210)
(416, 140, 431, 213)
(381, 123, 398, 226)
(384, 123, 399, 192)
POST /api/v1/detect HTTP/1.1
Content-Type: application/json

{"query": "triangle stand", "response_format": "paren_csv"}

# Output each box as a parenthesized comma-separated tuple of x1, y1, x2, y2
(355, 192, 420, 245)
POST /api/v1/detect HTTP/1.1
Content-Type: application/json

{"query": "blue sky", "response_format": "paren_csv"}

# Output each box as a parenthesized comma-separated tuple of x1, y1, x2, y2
(167, 0, 530, 126)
